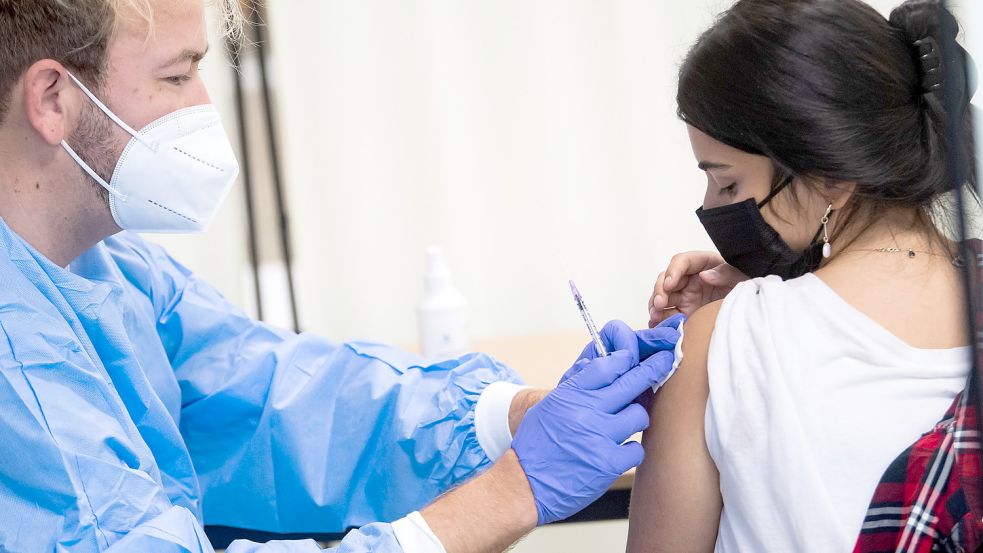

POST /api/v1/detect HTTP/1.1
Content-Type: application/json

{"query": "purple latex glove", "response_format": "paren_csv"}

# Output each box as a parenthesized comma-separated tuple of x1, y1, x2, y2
(560, 315, 685, 384)
(512, 345, 676, 525)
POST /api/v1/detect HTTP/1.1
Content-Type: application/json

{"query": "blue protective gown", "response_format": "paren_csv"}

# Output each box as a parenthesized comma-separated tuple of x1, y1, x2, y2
(0, 218, 522, 552)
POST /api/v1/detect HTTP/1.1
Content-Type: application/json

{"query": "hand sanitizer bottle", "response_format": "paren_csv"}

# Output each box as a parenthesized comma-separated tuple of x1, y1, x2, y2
(418, 246, 469, 360)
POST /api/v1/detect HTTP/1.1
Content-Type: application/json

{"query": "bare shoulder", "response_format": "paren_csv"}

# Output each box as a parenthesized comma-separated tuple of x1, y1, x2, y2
(687, 298, 725, 331)
(651, 297, 722, 438)
(683, 300, 725, 350)
(626, 299, 724, 553)
(671, 299, 724, 387)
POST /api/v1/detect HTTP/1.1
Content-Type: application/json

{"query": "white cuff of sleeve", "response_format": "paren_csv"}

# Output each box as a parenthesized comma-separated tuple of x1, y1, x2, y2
(392, 511, 446, 553)
(475, 381, 529, 462)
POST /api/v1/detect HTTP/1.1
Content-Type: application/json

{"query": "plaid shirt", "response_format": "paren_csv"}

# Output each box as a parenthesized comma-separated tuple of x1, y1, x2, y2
(853, 239, 983, 552)
(853, 385, 982, 553)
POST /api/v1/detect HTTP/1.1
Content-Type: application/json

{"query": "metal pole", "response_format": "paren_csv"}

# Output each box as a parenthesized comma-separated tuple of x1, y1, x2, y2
(229, 42, 265, 322)
(940, 2, 983, 488)
(249, 4, 301, 333)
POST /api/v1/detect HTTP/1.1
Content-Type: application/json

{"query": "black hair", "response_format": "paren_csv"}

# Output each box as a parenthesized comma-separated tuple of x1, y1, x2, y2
(678, 0, 977, 247)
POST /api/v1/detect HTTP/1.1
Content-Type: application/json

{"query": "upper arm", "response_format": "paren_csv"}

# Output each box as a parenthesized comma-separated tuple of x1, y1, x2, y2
(626, 300, 723, 553)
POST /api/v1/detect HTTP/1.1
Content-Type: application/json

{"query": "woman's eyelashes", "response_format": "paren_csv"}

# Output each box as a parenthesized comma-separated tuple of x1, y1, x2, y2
(707, 171, 738, 197)
(719, 182, 737, 196)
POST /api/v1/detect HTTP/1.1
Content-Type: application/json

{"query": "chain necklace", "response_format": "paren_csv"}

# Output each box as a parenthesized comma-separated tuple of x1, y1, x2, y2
(840, 247, 964, 266)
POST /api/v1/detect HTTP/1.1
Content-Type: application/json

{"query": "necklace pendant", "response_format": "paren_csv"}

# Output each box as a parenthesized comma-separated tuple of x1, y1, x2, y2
(907, 249, 916, 258)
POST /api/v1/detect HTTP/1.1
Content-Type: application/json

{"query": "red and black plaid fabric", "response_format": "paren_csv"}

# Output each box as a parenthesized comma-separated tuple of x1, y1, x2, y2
(853, 240, 983, 552)
(853, 386, 983, 553)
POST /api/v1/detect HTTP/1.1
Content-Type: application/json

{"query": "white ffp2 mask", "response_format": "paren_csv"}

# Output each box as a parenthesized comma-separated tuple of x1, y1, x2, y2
(60, 71, 240, 233)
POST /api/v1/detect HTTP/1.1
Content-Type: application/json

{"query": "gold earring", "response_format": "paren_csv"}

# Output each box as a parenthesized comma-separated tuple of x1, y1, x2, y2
(821, 204, 834, 259)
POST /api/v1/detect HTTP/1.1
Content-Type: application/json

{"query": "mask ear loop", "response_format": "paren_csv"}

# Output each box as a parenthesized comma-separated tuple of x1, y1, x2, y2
(755, 175, 832, 260)
(756, 175, 795, 208)
(63, 71, 156, 152)
(60, 70, 151, 202)
(60, 141, 128, 201)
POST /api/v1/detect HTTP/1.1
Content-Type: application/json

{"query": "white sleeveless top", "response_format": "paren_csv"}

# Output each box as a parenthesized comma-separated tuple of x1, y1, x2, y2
(704, 273, 970, 552)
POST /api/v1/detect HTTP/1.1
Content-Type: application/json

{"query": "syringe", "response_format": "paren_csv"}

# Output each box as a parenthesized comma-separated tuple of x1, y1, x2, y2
(568, 280, 609, 357)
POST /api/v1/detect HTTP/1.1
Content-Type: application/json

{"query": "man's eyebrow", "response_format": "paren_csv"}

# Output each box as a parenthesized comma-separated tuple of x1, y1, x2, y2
(698, 161, 732, 171)
(159, 45, 210, 68)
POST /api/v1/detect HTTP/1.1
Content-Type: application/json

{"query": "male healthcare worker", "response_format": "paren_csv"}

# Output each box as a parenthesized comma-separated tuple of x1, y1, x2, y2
(0, 1, 683, 552)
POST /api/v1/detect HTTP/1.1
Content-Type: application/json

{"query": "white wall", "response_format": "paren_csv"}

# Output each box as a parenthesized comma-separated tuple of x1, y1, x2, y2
(156, 0, 981, 350)
(265, 0, 725, 345)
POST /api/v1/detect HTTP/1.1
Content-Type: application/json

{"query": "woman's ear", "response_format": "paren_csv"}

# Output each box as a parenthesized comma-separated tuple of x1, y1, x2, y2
(824, 179, 856, 210)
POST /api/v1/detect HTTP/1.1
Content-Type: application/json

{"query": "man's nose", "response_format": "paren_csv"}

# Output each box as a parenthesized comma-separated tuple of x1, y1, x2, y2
(189, 77, 212, 106)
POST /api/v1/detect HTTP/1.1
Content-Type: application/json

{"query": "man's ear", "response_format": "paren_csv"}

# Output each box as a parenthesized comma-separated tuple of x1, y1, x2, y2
(21, 60, 78, 146)
(824, 178, 857, 210)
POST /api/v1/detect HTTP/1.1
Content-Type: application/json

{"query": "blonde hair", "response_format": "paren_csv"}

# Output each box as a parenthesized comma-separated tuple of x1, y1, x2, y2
(110, 0, 247, 45)
(0, 0, 246, 124)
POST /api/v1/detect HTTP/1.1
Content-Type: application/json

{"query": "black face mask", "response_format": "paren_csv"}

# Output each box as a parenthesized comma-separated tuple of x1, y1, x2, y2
(696, 178, 824, 280)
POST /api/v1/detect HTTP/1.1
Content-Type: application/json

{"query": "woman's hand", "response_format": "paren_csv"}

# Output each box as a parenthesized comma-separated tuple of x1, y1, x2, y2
(647, 251, 747, 327)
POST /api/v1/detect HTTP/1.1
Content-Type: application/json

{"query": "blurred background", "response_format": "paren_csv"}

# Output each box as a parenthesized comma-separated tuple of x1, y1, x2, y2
(154, 0, 979, 344)
(162, 1, 980, 550)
